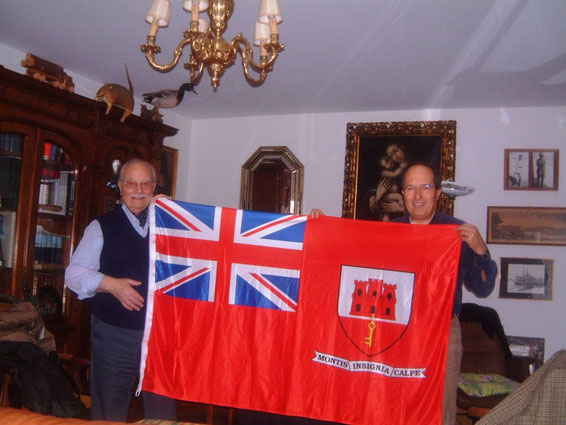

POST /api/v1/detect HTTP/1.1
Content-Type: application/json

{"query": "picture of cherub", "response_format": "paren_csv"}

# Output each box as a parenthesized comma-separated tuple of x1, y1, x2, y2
(359, 142, 408, 221)
(348, 123, 450, 222)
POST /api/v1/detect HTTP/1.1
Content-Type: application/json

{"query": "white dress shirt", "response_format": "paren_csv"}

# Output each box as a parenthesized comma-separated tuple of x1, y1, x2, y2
(64, 204, 148, 299)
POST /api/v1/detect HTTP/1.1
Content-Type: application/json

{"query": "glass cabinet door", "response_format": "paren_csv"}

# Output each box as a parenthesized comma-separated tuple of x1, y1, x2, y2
(0, 133, 23, 271)
(32, 140, 76, 316)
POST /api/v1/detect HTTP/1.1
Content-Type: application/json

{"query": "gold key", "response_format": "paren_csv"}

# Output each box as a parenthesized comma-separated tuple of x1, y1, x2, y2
(364, 314, 376, 347)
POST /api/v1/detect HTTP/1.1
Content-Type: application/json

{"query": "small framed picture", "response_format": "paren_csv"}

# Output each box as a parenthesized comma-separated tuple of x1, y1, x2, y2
(487, 206, 566, 246)
(507, 335, 545, 372)
(158, 146, 178, 197)
(504, 149, 559, 190)
(500, 257, 553, 300)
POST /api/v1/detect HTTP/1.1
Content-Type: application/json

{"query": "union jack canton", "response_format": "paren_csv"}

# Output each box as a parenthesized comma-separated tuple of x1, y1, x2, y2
(151, 198, 307, 312)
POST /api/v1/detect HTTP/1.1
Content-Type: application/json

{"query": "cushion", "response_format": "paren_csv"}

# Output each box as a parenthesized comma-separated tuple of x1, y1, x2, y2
(457, 373, 520, 397)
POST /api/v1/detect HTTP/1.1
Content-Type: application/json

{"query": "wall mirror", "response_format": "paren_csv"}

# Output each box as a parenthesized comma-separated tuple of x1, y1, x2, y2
(240, 146, 304, 214)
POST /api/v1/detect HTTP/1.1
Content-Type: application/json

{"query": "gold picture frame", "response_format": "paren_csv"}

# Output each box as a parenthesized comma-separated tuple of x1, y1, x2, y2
(342, 121, 456, 220)
(159, 146, 178, 197)
(487, 206, 566, 246)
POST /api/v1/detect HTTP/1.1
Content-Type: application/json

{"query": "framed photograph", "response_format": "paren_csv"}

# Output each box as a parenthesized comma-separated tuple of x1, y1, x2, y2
(500, 257, 553, 300)
(487, 206, 566, 246)
(342, 121, 456, 220)
(158, 146, 178, 197)
(504, 149, 559, 190)
(507, 335, 545, 372)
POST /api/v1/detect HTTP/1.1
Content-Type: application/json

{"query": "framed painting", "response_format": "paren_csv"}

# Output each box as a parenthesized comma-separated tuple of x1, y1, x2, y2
(500, 257, 553, 300)
(504, 149, 559, 190)
(342, 121, 456, 220)
(486, 206, 566, 246)
(507, 335, 545, 372)
(158, 146, 178, 197)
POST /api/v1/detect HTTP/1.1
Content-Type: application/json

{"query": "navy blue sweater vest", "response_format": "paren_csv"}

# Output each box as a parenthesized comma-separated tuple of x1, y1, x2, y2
(91, 208, 149, 330)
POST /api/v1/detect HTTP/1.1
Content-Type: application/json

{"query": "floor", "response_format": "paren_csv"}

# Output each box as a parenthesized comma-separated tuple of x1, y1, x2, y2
(125, 396, 479, 424)
(127, 397, 235, 424)
(127, 403, 478, 425)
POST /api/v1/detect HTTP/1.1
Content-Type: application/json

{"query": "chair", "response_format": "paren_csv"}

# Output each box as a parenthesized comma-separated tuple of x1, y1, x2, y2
(0, 294, 90, 413)
(457, 303, 534, 413)
(0, 295, 21, 407)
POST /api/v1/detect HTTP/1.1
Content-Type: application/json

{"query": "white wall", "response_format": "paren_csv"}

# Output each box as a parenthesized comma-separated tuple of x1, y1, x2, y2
(2, 41, 564, 362)
(185, 107, 566, 361)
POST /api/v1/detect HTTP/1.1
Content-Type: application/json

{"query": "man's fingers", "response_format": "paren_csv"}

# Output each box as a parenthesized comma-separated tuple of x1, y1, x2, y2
(309, 208, 324, 218)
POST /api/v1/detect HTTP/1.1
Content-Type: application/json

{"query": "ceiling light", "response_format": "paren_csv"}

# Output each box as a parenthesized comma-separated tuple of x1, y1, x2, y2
(141, 0, 284, 90)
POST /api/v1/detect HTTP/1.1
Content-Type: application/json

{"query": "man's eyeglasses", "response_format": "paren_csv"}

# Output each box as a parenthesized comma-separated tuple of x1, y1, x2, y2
(120, 179, 155, 191)
(404, 184, 434, 193)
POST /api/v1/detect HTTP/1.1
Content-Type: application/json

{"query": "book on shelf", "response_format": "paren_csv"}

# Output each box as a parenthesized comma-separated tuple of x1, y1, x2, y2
(38, 170, 74, 216)
(34, 225, 65, 265)
(0, 133, 23, 155)
(0, 211, 16, 268)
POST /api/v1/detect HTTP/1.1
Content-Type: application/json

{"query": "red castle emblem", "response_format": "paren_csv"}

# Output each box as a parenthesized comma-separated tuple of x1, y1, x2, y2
(349, 278, 397, 321)
(338, 267, 413, 356)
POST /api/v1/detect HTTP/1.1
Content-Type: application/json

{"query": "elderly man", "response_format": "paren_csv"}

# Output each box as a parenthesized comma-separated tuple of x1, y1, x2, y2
(394, 163, 497, 425)
(65, 159, 176, 421)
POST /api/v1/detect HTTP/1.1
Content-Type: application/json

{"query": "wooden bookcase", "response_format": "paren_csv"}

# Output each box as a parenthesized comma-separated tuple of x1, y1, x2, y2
(0, 65, 178, 359)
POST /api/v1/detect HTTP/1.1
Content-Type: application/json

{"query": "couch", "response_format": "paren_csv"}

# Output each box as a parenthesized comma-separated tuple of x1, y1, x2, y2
(0, 407, 202, 425)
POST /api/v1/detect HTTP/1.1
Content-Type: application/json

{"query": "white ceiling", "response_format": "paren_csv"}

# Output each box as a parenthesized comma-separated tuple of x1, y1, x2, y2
(1, 0, 566, 119)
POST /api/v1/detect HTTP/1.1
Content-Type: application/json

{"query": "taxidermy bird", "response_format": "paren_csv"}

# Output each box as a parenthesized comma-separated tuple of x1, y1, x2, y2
(142, 83, 197, 109)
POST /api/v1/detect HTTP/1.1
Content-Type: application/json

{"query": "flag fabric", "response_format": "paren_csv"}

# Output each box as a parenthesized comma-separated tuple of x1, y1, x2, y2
(139, 198, 462, 425)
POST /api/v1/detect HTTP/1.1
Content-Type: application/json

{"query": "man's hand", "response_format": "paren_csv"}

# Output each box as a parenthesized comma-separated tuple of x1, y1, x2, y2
(98, 276, 145, 311)
(456, 223, 488, 256)
(309, 208, 325, 218)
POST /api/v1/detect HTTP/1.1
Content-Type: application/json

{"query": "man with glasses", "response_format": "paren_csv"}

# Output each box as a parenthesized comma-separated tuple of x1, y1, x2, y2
(394, 163, 497, 425)
(65, 159, 176, 421)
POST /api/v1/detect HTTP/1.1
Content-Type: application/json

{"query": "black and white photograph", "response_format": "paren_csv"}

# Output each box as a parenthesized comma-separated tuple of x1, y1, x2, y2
(506, 150, 529, 188)
(532, 151, 556, 189)
(504, 149, 559, 190)
(500, 257, 553, 300)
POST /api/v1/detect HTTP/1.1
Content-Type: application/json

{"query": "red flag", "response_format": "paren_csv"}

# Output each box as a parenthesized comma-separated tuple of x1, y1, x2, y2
(139, 199, 461, 425)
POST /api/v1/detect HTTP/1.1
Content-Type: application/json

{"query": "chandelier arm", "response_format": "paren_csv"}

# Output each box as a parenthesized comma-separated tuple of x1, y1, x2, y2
(231, 35, 282, 73)
(140, 33, 199, 72)
(239, 47, 268, 87)
(188, 61, 205, 86)
(229, 41, 276, 92)
(231, 35, 265, 73)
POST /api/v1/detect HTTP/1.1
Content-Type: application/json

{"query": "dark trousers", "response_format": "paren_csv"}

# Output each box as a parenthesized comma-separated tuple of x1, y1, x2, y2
(90, 315, 177, 421)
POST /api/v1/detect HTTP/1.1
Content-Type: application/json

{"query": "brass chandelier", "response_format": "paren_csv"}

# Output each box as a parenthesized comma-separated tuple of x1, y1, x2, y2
(141, 0, 284, 90)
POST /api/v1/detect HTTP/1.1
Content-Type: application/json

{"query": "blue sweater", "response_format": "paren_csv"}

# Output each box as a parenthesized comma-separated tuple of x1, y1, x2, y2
(393, 212, 497, 314)
(91, 208, 149, 330)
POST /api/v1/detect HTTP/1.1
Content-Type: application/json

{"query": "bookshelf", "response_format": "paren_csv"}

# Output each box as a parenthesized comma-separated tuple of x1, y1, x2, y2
(0, 64, 178, 358)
